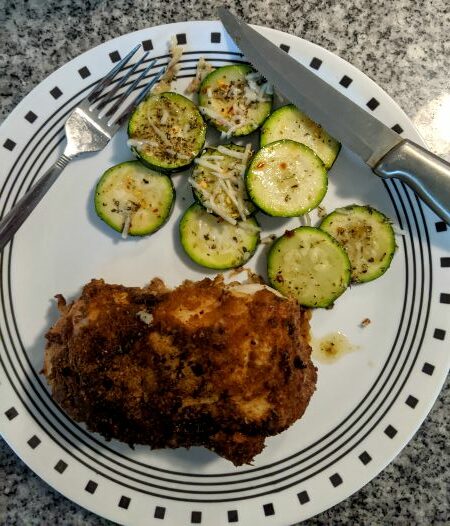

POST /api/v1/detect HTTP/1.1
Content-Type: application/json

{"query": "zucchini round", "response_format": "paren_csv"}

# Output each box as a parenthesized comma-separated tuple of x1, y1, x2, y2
(267, 227, 351, 308)
(179, 203, 260, 269)
(127, 92, 206, 173)
(95, 161, 174, 237)
(198, 65, 272, 137)
(190, 143, 255, 221)
(260, 104, 341, 169)
(246, 140, 328, 217)
(320, 205, 396, 283)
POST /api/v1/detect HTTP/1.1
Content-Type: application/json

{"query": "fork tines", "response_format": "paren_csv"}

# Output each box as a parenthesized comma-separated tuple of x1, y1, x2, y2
(86, 44, 167, 127)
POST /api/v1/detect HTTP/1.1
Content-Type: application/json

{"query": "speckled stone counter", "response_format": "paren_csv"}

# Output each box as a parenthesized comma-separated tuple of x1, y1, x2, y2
(0, 1, 449, 525)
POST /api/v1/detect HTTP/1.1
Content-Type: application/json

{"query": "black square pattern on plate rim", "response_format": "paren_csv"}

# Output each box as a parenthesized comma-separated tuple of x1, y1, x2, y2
(309, 57, 322, 70)
(384, 425, 397, 438)
(297, 490, 310, 504)
(27, 435, 41, 449)
(359, 451, 372, 465)
(339, 75, 352, 88)
(176, 33, 187, 45)
(142, 39, 153, 51)
(25, 111, 37, 123)
(118, 496, 131, 509)
(405, 395, 419, 408)
(85, 480, 98, 494)
(422, 362, 435, 375)
(54, 459, 68, 473)
(263, 503, 275, 516)
(154, 506, 166, 519)
(50, 87, 63, 99)
(191, 510, 202, 523)
(435, 221, 447, 232)
(279, 44, 290, 52)
(439, 293, 450, 304)
(5, 407, 18, 420)
(78, 66, 91, 79)
(440, 257, 450, 268)
(211, 32, 221, 43)
(228, 509, 238, 522)
(433, 328, 446, 340)
(3, 139, 16, 151)
(366, 97, 379, 110)
(109, 50, 121, 63)
(329, 473, 343, 487)
(391, 123, 404, 134)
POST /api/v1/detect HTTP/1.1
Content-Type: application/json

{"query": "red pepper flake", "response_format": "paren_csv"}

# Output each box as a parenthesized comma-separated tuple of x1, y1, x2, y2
(284, 229, 294, 238)
(279, 162, 287, 169)
(275, 273, 284, 283)
(152, 208, 159, 213)
(256, 162, 265, 169)
(360, 318, 371, 328)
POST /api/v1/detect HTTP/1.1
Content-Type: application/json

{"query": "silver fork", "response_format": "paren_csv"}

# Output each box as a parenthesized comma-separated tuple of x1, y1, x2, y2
(0, 44, 165, 251)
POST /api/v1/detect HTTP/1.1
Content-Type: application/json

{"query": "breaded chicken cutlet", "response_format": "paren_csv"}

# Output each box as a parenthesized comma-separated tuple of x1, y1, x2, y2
(44, 276, 317, 465)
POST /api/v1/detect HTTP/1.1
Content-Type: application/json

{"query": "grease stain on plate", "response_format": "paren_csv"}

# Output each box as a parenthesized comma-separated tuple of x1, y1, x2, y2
(312, 331, 359, 364)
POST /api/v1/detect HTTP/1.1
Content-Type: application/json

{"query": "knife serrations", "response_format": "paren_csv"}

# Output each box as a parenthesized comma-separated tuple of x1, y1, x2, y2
(218, 7, 402, 166)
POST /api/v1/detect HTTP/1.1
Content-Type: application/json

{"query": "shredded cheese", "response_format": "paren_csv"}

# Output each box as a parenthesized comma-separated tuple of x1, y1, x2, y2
(122, 213, 131, 239)
(185, 57, 215, 93)
(149, 122, 171, 145)
(127, 138, 159, 149)
(217, 145, 246, 159)
(153, 36, 184, 94)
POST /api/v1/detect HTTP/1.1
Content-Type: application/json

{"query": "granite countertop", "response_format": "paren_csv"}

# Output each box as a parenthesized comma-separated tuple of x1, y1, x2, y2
(0, 1, 449, 525)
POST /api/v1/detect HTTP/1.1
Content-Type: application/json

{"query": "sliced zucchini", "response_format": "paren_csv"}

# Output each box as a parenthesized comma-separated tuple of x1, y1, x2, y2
(320, 205, 396, 283)
(267, 227, 351, 308)
(127, 92, 206, 173)
(95, 161, 174, 237)
(179, 203, 260, 269)
(198, 65, 272, 137)
(260, 104, 341, 169)
(190, 143, 255, 222)
(246, 140, 327, 217)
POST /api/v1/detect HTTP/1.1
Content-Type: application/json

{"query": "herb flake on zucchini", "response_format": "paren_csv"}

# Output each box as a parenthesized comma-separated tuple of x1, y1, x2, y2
(189, 143, 255, 223)
(267, 227, 351, 308)
(95, 161, 174, 238)
(198, 65, 273, 137)
(127, 92, 206, 173)
(246, 140, 328, 217)
(180, 203, 260, 269)
(320, 205, 396, 283)
(260, 104, 341, 169)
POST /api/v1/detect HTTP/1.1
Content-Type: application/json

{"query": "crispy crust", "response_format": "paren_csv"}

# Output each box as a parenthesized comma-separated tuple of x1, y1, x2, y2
(44, 276, 316, 465)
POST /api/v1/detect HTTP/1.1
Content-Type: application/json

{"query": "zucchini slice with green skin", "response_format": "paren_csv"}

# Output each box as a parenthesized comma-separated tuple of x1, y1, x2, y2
(179, 203, 260, 269)
(260, 104, 341, 169)
(127, 92, 206, 173)
(190, 143, 255, 222)
(320, 205, 396, 283)
(95, 161, 174, 237)
(267, 227, 351, 308)
(198, 65, 273, 137)
(246, 140, 328, 217)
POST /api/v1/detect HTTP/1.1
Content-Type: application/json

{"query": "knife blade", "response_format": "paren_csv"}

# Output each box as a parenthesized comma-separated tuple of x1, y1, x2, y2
(218, 7, 450, 223)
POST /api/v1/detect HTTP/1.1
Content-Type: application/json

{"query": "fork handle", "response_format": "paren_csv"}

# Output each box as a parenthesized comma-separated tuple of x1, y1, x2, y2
(0, 153, 73, 251)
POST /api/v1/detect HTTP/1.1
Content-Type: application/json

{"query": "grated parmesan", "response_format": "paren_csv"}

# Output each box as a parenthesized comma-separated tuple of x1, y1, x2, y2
(121, 213, 131, 239)
(153, 36, 184, 94)
(185, 57, 215, 93)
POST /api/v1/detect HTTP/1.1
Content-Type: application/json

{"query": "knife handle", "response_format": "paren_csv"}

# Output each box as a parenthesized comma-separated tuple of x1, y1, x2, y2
(374, 140, 450, 224)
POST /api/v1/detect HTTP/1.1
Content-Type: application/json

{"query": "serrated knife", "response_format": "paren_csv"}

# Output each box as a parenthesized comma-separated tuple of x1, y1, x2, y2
(218, 7, 450, 224)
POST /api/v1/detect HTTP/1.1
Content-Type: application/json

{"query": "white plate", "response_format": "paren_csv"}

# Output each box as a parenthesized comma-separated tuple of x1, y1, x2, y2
(0, 20, 449, 526)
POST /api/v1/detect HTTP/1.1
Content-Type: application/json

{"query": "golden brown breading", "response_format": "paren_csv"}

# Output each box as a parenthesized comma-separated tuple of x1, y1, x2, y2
(44, 276, 316, 465)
